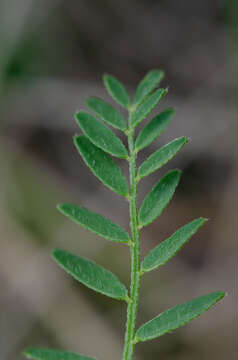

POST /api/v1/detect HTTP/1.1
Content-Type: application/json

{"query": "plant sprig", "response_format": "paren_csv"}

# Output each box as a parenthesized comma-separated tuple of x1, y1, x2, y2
(24, 70, 225, 360)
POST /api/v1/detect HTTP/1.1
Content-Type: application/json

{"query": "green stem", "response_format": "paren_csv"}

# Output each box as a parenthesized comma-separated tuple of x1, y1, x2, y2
(122, 111, 141, 360)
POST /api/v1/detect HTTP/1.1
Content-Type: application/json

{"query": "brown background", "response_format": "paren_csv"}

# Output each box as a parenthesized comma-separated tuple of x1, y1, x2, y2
(0, 1, 238, 359)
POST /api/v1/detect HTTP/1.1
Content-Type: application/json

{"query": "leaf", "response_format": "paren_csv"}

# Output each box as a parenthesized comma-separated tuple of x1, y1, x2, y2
(139, 170, 181, 228)
(135, 291, 225, 343)
(24, 348, 95, 360)
(103, 74, 130, 109)
(131, 88, 166, 128)
(52, 249, 128, 301)
(141, 218, 207, 273)
(135, 108, 175, 152)
(133, 69, 164, 107)
(58, 203, 130, 243)
(74, 135, 129, 197)
(75, 111, 128, 159)
(138, 137, 188, 180)
(86, 96, 127, 131)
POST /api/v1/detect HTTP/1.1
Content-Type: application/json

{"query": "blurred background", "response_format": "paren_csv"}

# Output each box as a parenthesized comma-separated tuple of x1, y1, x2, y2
(0, 0, 237, 359)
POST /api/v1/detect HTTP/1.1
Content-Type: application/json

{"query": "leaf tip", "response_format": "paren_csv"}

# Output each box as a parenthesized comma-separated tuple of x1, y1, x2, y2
(158, 87, 168, 98)
(102, 73, 109, 80)
(23, 348, 31, 357)
(73, 133, 80, 142)
(51, 248, 61, 263)
(74, 110, 81, 121)
(197, 217, 209, 226)
(102, 73, 113, 89)
(157, 68, 165, 77)
(216, 291, 226, 300)
(171, 168, 182, 185)
(23, 348, 37, 359)
(57, 203, 64, 212)
(172, 168, 182, 178)
(167, 106, 176, 114)
(85, 95, 94, 106)
(184, 136, 191, 143)
(73, 134, 84, 149)
(209, 290, 226, 306)
(195, 217, 208, 228)
(57, 203, 72, 218)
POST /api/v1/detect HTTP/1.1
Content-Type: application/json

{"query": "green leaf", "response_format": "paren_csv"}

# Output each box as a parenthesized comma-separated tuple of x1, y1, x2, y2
(75, 111, 128, 159)
(141, 218, 207, 273)
(24, 348, 95, 360)
(135, 108, 175, 152)
(103, 74, 130, 109)
(52, 249, 128, 301)
(86, 96, 127, 131)
(135, 291, 225, 343)
(138, 137, 188, 180)
(74, 135, 129, 197)
(133, 69, 164, 107)
(58, 203, 130, 243)
(139, 170, 181, 228)
(131, 88, 166, 128)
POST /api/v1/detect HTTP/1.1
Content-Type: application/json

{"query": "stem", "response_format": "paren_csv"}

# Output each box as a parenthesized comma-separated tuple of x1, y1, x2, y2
(122, 110, 141, 360)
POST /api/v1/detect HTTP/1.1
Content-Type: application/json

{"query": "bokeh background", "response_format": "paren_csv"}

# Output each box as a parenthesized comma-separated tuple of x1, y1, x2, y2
(1, 1, 238, 359)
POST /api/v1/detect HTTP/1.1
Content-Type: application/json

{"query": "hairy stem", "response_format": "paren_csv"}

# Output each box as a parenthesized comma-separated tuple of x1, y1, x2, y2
(122, 110, 141, 360)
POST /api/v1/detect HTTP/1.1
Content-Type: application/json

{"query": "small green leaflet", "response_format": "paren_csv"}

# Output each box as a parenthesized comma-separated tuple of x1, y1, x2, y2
(75, 112, 128, 159)
(58, 203, 130, 243)
(135, 291, 225, 343)
(141, 218, 207, 273)
(103, 74, 130, 109)
(131, 88, 166, 129)
(74, 135, 129, 197)
(24, 348, 95, 360)
(86, 96, 127, 131)
(133, 69, 164, 107)
(138, 137, 188, 179)
(52, 249, 128, 301)
(135, 108, 175, 152)
(139, 170, 181, 228)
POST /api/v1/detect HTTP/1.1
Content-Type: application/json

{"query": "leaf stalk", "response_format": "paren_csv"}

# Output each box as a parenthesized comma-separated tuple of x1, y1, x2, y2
(122, 109, 141, 360)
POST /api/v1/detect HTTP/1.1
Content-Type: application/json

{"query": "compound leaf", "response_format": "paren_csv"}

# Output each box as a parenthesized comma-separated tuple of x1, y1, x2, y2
(58, 203, 130, 244)
(75, 112, 128, 159)
(74, 135, 129, 197)
(131, 88, 166, 128)
(52, 249, 128, 301)
(139, 170, 181, 228)
(135, 291, 225, 343)
(133, 69, 164, 107)
(86, 96, 127, 131)
(103, 74, 130, 109)
(135, 108, 175, 152)
(141, 218, 207, 273)
(138, 137, 188, 179)
(24, 348, 95, 360)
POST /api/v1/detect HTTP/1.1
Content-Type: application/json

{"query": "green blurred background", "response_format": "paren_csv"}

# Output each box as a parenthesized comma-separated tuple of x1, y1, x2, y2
(1, 0, 237, 359)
